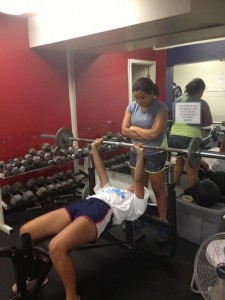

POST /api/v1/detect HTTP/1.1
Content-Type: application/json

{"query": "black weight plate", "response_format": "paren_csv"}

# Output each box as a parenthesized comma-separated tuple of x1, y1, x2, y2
(56, 128, 73, 149)
(212, 125, 221, 141)
(187, 137, 202, 168)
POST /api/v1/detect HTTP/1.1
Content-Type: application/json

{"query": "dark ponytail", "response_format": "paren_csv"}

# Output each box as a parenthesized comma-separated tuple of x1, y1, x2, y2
(185, 78, 205, 95)
(132, 77, 160, 96)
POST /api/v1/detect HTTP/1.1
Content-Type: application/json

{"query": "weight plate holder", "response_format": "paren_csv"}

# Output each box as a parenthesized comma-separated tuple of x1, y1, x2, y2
(187, 137, 202, 168)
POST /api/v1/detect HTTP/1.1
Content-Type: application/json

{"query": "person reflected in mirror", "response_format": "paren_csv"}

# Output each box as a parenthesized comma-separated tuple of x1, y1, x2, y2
(200, 129, 225, 174)
(168, 78, 213, 188)
(122, 77, 169, 243)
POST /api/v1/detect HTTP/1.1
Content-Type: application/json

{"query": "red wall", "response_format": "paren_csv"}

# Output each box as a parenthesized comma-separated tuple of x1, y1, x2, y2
(0, 14, 167, 176)
(74, 49, 167, 139)
(0, 14, 70, 161)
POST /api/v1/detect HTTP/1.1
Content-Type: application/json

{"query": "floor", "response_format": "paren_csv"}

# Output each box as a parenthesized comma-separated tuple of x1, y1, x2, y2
(0, 200, 203, 300)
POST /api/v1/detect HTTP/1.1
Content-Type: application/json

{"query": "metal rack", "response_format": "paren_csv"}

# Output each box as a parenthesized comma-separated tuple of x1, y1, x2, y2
(0, 160, 79, 235)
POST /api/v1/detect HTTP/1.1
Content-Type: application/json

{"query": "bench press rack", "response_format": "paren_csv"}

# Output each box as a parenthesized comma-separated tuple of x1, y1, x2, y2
(0, 152, 177, 300)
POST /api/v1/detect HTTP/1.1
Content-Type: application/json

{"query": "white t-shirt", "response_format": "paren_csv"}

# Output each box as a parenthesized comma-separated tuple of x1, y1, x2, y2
(203, 147, 225, 172)
(87, 182, 149, 225)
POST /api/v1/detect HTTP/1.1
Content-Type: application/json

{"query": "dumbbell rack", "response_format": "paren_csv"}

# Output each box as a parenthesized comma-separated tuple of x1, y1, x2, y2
(0, 160, 81, 235)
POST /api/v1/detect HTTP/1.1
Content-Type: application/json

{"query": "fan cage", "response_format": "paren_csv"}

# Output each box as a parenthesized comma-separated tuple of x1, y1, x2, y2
(191, 232, 225, 300)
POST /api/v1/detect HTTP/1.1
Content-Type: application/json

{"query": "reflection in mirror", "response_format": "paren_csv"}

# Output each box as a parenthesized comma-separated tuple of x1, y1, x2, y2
(173, 61, 225, 123)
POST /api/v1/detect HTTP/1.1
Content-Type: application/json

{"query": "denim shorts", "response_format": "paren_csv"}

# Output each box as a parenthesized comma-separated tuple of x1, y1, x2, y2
(129, 151, 167, 173)
(168, 135, 193, 158)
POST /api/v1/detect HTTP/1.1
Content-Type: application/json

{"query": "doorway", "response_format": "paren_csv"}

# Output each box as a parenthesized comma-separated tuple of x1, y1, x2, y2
(128, 59, 156, 103)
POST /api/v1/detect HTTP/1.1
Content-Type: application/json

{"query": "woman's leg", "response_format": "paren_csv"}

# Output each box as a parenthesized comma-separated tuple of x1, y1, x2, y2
(185, 161, 199, 188)
(148, 170, 168, 220)
(174, 156, 185, 186)
(49, 216, 96, 300)
(131, 168, 149, 187)
(19, 208, 72, 243)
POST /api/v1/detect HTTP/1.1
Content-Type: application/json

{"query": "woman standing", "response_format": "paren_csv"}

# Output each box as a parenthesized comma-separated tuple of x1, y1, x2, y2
(169, 78, 213, 188)
(122, 77, 168, 242)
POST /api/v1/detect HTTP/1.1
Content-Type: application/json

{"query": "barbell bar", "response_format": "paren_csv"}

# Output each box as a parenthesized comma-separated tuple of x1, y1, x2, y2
(40, 128, 225, 169)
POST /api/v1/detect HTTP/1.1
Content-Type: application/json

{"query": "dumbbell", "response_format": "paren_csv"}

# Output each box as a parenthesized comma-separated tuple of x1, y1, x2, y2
(24, 154, 35, 167)
(1, 184, 22, 205)
(51, 147, 67, 163)
(28, 148, 37, 156)
(51, 172, 69, 189)
(0, 161, 12, 177)
(12, 181, 35, 202)
(26, 178, 48, 198)
(61, 170, 78, 187)
(8, 158, 27, 174)
(46, 176, 62, 191)
(115, 132, 124, 142)
(41, 152, 54, 166)
(34, 150, 47, 167)
(41, 143, 52, 152)
(64, 146, 77, 161)
(35, 176, 56, 193)
(76, 147, 86, 159)
(102, 131, 113, 140)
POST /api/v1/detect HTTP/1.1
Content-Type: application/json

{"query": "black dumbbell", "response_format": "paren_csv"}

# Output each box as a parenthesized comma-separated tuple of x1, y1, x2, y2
(28, 148, 37, 156)
(8, 158, 27, 174)
(51, 172, 68, 189)
(26, 178, 48, 198)
(36, 176, 56, 193)
(0, 162, 12, 177)
(45, 176, 62, 191)
(62, 173, 76, 187)
(12, 181, 35, 202)
(1, 184, 22, 206)
(41, 143, 52, 152)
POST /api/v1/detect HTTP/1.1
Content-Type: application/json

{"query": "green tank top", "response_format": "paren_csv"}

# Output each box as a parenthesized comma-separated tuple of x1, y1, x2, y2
(170, 95, 202, 138)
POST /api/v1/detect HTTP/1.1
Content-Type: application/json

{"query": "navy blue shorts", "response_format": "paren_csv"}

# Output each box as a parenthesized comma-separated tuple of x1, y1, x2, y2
(169, 135, 193, 158)
(64, 197, 113, 239)
(129, 151, 167, 173)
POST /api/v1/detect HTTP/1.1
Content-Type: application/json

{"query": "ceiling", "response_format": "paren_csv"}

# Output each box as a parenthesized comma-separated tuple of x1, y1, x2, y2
(29, 0, 225, 54)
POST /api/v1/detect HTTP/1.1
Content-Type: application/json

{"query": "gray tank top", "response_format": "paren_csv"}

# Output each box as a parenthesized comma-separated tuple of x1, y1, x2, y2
(127, 98, 168, 154)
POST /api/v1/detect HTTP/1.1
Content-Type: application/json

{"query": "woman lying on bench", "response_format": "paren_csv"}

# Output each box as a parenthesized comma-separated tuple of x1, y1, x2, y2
(18, 138, 149, 300)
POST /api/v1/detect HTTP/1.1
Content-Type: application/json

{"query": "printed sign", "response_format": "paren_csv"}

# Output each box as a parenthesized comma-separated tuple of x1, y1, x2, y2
(175, 102, 201, 124)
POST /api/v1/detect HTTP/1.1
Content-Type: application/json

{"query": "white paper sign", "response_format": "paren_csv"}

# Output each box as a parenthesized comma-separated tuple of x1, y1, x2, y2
(175, 102, 201, 124)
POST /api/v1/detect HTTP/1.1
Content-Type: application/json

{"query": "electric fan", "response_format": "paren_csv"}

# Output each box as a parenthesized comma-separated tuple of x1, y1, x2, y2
(191, 232, 225, 300)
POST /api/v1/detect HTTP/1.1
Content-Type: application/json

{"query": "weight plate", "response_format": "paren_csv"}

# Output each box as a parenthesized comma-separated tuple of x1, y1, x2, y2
(56, 128, 73, 149)
(212, 125, 221, 141)
(82, 182, 90, 199)
(187, 137, 202, 168)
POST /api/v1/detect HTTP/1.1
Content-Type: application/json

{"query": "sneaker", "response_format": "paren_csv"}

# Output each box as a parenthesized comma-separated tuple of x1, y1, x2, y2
(12, 277, 48, 294)
(157, 225, 169, 244)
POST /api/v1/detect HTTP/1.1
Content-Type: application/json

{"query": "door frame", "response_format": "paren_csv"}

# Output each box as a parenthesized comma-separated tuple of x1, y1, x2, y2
(128, 59, 156, 103)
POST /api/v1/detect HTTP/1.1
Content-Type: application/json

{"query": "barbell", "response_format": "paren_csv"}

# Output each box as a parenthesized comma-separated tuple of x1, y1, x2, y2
(40, 127, 225, 169)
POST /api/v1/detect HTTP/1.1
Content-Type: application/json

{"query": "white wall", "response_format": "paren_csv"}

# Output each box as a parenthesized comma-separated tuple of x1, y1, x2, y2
(173, 60, 225, 123)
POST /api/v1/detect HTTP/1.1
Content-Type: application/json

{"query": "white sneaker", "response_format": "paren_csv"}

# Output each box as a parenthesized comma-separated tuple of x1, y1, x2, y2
(12, 277, 48, 293)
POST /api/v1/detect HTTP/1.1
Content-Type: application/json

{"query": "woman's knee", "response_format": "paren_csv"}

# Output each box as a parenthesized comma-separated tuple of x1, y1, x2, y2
(49, 238, 67, 261)
(19, 223, 31, 236)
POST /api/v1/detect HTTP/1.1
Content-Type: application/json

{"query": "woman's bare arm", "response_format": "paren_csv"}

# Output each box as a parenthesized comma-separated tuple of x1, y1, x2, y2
(92, 139, 109, 188)
(129, 110, 168, 140)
